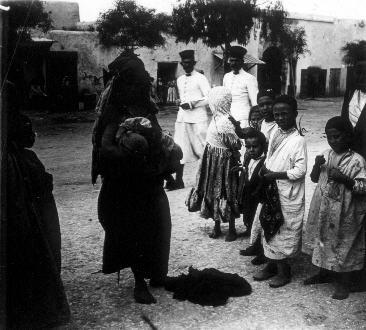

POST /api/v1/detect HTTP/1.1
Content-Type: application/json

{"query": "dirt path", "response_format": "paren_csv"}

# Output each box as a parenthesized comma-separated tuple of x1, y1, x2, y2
(30, 98, 366, 329)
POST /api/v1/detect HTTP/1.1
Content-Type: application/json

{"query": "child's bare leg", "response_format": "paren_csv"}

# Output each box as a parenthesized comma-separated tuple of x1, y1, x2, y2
(209, 220, 222, 238)
(332, 272, 350, 300)
(225, 218, 237, 242)
(269, 259, 291, 288)
(304, 268, 334, 285)
(240, 214, 251, 237)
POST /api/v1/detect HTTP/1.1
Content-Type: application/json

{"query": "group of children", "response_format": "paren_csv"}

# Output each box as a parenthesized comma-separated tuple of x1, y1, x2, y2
(187, 86, 366, 300)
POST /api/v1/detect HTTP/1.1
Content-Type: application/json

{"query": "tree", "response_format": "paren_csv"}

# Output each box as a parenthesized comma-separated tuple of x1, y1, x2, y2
(171, 0, 288, 72)
(341, 40, 366, 66)
(279, 26, 309, 96)
(171, 0, 260, 71)
(96, 0, 171, 52)
(3, 0, 52, 53)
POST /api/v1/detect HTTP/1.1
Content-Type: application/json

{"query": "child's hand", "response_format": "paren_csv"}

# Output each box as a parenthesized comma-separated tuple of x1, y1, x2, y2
(259, 165, 269, 176)
(228, 115, 240, 127)
(328, 168, 346, 183)
(314, 155, 326, 166)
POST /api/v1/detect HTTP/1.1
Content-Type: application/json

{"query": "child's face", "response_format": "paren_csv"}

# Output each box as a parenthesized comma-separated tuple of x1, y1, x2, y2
(258, 96, 273, 121)
(325, 128, 350, 154)
(250, 110, 262, 127)
(273, 102, 296, 130)
(245, 138, 263, 159)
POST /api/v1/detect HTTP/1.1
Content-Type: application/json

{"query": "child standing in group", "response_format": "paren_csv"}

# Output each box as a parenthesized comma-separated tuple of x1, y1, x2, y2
(258, 89, 277, 142)
(303, 116, 366, 300)
(237, 130, 266, 246)
(248, 105, 263, 131)
(186, 86, 242, 241)
(239, 89, 276, 263)
(253, 95, 307, 288)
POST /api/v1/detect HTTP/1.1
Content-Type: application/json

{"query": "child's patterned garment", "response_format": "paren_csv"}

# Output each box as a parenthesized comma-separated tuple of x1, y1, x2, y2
(303, 149, 366, 272)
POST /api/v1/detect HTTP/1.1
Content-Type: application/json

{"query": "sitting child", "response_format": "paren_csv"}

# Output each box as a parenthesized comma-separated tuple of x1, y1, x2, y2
(186, 86, 241, 241)
(302, 116, 366, 300)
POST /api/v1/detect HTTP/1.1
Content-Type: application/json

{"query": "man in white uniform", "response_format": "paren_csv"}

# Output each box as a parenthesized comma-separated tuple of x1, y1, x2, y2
(223, 46, 258, 128)
(168, 50, 211, 190)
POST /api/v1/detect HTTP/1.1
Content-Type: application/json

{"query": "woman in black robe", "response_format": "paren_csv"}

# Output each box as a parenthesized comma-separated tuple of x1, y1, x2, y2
(6, 103, 70, 327)
(93, 52, 176, 304)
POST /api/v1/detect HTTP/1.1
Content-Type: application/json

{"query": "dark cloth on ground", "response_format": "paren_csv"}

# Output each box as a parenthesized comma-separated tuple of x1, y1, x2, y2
(6, 143, 70, 328)
(164, 267, 252, 306)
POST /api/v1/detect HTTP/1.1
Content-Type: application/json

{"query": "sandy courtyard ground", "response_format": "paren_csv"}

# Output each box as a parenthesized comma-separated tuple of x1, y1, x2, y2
(29, 98, 366, 329)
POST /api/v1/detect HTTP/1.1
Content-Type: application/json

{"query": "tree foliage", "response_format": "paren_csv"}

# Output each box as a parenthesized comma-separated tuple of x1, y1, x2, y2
(172, 0, 259, 51)
(3, 0, 52, 45)
(279, 26, 309, 60)
(96, 0, 171, 51)
(341, 40, 366, 66)
(278, 25, 309, 96)
(259, 1, 287, 43)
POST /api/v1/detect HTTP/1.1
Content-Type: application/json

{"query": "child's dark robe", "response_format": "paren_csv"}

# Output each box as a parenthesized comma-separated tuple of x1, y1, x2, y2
(238, 157, 265, 228)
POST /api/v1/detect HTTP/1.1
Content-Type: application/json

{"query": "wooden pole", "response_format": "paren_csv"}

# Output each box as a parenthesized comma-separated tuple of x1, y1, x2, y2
(0, 7, 8, 328)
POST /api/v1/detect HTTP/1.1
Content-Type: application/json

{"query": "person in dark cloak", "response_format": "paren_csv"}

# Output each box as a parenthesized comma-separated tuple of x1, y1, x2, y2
(341, 47, 366, 292)
(6, 81, 70, 328)
(92, 51, 177, 304)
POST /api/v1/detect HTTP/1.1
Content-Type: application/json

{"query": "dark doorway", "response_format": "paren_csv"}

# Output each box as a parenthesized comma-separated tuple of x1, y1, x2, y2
(300, 67, 327, 98)
(46, 51, 78, 112)
(258, 46, 283, 94)
(329, 68, 341, 97)
(157, 62, 178, 105)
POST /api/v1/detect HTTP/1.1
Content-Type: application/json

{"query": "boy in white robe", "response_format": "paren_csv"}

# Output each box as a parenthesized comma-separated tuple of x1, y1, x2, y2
(253, 95, 307, 288)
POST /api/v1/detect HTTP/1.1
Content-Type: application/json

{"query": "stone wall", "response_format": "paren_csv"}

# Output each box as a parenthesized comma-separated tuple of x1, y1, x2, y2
(45, 6, 366, 97)
(48, 30, 260, 95)
(290, 13, 366, 95)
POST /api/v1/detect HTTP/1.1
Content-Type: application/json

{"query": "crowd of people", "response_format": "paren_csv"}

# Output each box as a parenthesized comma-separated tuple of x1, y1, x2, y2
(5, 43, 366, 327)
(180, 46, 366, 300)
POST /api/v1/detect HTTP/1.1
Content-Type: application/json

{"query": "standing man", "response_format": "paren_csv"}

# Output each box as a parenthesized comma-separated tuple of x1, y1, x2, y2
(223, 46, 258, 128)
(168, 49, 211, 190)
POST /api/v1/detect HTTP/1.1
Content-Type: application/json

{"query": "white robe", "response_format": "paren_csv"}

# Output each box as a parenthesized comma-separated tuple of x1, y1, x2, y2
(223, 68, 258, 127)
(262, 128, 307, 260)
(174, 70, 211, 163)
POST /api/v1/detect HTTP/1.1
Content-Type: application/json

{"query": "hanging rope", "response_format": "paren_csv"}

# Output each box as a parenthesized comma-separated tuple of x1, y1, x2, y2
(0, 0, 35, 94)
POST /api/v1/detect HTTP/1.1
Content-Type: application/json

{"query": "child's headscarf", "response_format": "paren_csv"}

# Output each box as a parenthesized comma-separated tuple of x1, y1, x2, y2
(208, 86, 232, 117)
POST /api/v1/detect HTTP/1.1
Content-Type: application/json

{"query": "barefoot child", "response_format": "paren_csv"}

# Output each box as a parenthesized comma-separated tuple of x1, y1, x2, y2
(238, 129, 266, 237)
(303, 116, 366, 300)
(253, 95, 307, 288)
(237, 129, 266, 241)
(186, 86, 241, 241)
(240, 89, 276, 264)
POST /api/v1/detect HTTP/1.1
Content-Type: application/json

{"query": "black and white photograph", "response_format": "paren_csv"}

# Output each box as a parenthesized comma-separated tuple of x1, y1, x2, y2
(1, 0, 366, 328)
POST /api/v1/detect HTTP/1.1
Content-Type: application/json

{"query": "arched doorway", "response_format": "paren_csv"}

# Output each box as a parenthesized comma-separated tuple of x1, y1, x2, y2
(258, 46, 284, 94)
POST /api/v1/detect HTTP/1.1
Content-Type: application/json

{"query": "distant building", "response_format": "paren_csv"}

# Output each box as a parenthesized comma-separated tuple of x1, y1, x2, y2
(30, 1, 366, 107)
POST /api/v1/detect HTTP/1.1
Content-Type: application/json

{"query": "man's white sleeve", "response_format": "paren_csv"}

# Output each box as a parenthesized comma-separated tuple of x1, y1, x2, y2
(247, 76, 259, 107)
